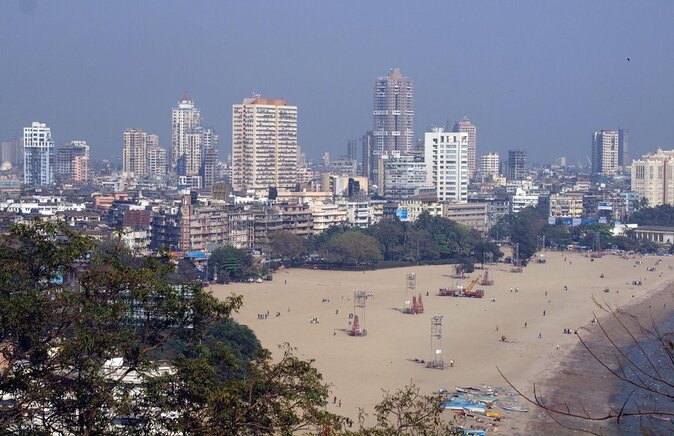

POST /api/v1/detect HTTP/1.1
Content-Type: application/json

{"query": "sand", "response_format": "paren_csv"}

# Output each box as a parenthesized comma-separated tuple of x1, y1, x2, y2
(211, 251, 674, 432)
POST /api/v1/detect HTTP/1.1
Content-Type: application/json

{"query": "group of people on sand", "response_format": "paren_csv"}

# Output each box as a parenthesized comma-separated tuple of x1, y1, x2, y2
(563, 328, 575, 335)
(310, 318, 320, 324)
(257, 310, 281, 319)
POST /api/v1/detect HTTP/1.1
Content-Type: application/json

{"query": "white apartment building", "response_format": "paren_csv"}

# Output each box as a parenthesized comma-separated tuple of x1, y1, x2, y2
(146, 145, 167, 177)
(591, 130, 619, 175)
(631, 149, 674, 207)
(480, 152, 500, 178)
(383, 153, 428, 198)
(172, 95, 201, 175)
(310, 203, 346, 232)
(232, 97, 298, 193)
(424, 128, 469, 203)
(23, 121, 54, 186)
(510, 188, 539, 213)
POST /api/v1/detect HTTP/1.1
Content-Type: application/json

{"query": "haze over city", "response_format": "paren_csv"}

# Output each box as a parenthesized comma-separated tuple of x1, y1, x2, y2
(2, 0, 674, 163)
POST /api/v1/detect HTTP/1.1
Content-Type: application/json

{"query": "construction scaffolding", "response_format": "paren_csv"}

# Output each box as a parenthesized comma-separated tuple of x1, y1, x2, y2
(480, 270, 494, 286)
(402, 273, 423, 314)
(428, 315, 444, 369)
(349, 290, 368, 336)
(511, 243, 523, 273)
(402, 273, 415, 313)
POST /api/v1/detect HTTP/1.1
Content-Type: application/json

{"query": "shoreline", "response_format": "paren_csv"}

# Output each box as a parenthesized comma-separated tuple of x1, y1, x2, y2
(524, 281, 674, 434)
(212, 250, 674, 432)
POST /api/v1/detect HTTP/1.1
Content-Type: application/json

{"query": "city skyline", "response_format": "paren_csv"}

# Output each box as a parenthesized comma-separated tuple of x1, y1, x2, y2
(2, 1, 674, 164)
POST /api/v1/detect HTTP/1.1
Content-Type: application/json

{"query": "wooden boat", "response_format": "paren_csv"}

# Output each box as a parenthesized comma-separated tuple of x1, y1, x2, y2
(499, 403, 528, 412)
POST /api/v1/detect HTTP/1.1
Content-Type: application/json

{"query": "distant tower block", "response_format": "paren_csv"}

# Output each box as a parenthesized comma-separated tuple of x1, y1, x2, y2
(349, 290, 368, 336)
(402, 272, 416, 314)
(428, 315, 444, 369)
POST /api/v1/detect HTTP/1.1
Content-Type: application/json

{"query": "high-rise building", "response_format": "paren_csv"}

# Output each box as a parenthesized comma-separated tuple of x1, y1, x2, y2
(424, 128, 469, 203)
(347, 139, 358, 162)
(373, 68, 414, 156)
(171, 94, 201, 176)
(360, 131, 375, 181)
(123, 128, 148, 177)
(231, 97, 298, 193)
(56, 141, 89, 184)
(1, 137, 22, 166)
(453, 117, 477, 178)
(383, 153, 428, 198)
(591, 130, 620, 175)
(200, 127, 219, 190)
(480, 152, 500, 178)
(618, 129, 630, 168)
(631, 149, 674, 207)
(146, 136, 167, 177)
(23, 121, 54, 186)
(506, 150, 527, 180)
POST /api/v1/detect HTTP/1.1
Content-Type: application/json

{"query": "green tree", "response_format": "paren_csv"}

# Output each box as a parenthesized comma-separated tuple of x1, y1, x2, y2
(629, 204, 674, 226)
(366, 218, 407, 261)
(144, 344, 341, 435)
(269, 230, 307, 264)
(209, 245, 256, 283)
(0, 221, 241, 434)
(352, 385, 457, 435)
(324, 231, 382, 267)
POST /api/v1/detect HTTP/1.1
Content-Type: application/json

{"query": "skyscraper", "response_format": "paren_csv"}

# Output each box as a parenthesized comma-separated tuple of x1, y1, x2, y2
(56, 141, 89, 184)
(453, 117, 477, 178)
(424, 128, 469, 203)
(123, 128, 148, 177)
(23, 121, 54, 186)
(480, 152, 500, 178)
(506, 150, 526, 180)
(171, 94, 201, 176)
(360, 131, 375, 181)
(631, 149, 674, 206)
(231, 96, 298, 193)
(200, 127, 219, 190)
(373, 68, 414, 155)
(591, 130, 620, 175)
(145, 134, 167, 177)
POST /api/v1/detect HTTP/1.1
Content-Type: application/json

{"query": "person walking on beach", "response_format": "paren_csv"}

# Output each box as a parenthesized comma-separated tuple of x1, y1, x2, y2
(543, 310, 546, 316)
(539, 332, 542, 339)
(524, 322, 527, 328)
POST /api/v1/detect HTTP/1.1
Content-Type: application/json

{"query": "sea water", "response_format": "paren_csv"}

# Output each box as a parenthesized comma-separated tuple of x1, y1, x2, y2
(614, 311, 674, 434)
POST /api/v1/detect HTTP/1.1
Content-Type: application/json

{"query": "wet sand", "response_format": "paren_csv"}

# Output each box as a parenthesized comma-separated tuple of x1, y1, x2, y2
(211, 251, 674, 432)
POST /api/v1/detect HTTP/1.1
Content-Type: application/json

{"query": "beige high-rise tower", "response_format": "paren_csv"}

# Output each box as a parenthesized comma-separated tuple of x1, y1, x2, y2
(123, 128, 148, 177)
(232, 97, 298, 193)
(453, 117, 477, 178)
(373, 68, 414, 155)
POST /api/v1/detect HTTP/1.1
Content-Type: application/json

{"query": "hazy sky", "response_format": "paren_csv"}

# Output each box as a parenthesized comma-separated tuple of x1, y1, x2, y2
(2, 0, 674, 165)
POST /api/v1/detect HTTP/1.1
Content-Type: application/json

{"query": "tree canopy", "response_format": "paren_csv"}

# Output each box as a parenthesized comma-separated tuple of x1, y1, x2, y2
(0, 221, 341, 435)
(208, 245, 257, 283)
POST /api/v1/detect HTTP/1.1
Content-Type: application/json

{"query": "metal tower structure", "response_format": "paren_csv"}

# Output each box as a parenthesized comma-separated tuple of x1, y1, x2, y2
(349, 290, 368, 336)
(402, 272, 416, 314)
(511, 242, 523, 273)
(429, 315, 444, 369)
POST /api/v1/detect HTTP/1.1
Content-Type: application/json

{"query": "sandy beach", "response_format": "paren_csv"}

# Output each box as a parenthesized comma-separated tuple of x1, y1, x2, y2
(212, 251, 674, 433)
